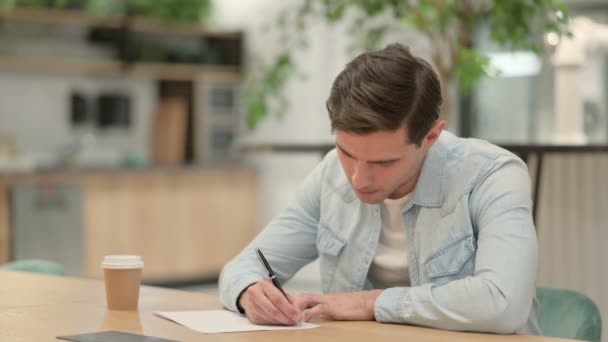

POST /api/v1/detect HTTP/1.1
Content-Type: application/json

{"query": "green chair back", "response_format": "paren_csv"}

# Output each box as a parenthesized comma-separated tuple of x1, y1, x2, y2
(0, 259, 65, 276)
(537, 287, 602, 342)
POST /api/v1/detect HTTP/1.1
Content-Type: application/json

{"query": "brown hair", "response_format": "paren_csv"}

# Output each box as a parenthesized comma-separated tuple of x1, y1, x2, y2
(327, 43, 442, 145)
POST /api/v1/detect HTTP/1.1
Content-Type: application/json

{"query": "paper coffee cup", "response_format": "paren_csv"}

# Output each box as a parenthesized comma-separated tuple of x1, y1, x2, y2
(101, 255, 144, 310)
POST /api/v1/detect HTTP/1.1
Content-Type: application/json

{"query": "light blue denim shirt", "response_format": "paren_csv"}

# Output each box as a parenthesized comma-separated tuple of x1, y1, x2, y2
(219, 131, 540, 335)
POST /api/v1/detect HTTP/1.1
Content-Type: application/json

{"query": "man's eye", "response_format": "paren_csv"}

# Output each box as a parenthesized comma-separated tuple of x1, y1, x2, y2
(377, 161, 395, 166)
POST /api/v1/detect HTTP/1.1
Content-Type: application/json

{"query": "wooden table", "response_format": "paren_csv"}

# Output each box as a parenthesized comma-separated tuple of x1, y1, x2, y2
(0, 270, 572, 342)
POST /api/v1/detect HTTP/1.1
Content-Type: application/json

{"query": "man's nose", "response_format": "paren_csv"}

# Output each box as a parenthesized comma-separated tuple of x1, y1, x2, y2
(352, 162, 373, 189)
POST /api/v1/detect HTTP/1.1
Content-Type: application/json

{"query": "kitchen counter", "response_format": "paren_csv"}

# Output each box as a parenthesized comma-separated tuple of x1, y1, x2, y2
(0, 164, 258, 283)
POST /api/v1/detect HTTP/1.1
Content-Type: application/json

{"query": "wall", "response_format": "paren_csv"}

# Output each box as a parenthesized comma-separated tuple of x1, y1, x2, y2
(0, 19, 157, 168)
(0, 73, 156, 168)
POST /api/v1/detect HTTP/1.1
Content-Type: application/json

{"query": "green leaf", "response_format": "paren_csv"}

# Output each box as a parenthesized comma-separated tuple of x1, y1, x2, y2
(455, 48, 490, 94)
(245, 90, 268, 129)
(321, 0, 348, 22)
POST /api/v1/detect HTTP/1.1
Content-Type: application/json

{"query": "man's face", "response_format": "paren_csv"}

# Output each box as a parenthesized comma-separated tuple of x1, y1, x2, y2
(335, 123, 443, 204)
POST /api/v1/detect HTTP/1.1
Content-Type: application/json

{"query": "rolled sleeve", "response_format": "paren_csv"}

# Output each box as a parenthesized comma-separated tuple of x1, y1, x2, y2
(374, 287, 411, 322)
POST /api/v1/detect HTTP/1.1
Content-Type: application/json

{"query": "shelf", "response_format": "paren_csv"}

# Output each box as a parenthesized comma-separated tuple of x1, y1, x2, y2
(0, 7, 242, 79)
(128, 16, 240, 40)
(0, 57, 123, 76)
(0, 7, 240, 39)
(0, 7, 123, 28)
(0, 57, 240, 80)
(130, 62, 240, 81)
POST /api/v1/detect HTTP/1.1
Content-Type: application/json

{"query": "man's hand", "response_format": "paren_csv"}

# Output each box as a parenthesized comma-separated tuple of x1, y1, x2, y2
(238, 279, 301, 325)
(294, 290, 383, 322)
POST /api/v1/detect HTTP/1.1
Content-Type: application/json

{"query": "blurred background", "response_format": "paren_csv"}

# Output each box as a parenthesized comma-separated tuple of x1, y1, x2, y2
(0, 0, 607, 339)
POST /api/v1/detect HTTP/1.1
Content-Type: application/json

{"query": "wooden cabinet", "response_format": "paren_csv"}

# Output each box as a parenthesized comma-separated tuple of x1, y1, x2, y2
(0, 167, 258, 283)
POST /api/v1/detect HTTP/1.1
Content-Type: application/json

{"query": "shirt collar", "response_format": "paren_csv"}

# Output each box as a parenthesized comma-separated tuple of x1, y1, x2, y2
(412, 131, 447, 207)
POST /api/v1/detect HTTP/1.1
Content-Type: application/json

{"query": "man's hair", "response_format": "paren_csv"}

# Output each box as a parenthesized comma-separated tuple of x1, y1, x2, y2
(327, 43, 442, 145)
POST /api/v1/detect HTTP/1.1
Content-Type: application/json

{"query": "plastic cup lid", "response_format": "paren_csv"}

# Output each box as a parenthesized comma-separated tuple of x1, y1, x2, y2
(101, 255, 144, 269)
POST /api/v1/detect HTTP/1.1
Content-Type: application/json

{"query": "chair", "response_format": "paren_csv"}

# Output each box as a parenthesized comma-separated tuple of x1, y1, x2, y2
(537, 287, 602, 342)
(0, 259, 65, 276)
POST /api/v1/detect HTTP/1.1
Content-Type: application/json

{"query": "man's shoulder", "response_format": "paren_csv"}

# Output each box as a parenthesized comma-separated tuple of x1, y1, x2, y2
(431, 132, 527, 204)
(440, 131, 517, 164)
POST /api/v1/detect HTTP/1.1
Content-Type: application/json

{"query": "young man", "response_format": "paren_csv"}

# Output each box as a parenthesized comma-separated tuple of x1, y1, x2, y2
(219, 43, 540, 335)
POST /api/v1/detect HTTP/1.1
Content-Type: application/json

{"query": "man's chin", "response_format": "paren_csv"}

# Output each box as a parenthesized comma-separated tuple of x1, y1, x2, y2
(355, 190, 384, 204)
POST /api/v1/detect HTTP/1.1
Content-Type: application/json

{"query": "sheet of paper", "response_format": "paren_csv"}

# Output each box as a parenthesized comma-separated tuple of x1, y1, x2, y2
(154, 310, 319, 334)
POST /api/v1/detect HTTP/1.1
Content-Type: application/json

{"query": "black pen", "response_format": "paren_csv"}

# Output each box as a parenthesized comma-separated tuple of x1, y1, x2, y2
(255, 248, 292, 303)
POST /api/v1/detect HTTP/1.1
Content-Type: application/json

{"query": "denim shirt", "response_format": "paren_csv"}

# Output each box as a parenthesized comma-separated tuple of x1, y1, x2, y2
(219, 131, 541, 335)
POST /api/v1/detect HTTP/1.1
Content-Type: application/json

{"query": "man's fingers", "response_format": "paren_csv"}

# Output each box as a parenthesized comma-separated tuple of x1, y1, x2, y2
(285, 290, 298, 303)
(294, 293, 325, 311)
(242, 283, 287, 325)
(246, 281, 294, 325)
(240, 280, 301, 326)
(261, 283, 300, 322)
(257, 298, 296, 325)
(259, 282, 300, 324)
(294, 294, 328, 321)
(301, 303, 328, 322)
(247, 296, 277, 324)
(246, 304, 267, 325)
(242, 285, 273, 324)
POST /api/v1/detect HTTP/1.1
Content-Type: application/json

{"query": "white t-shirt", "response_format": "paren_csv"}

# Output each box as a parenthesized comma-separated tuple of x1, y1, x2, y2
(367, 193, 411, 289)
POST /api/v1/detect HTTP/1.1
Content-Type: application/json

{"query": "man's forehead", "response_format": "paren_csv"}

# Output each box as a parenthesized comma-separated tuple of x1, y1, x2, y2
(335, 127, 413, 145)
(335, 129, 415, 160)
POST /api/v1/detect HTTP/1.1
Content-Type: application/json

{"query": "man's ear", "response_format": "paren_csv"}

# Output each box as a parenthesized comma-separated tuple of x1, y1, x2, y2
(423, 120, 446, 149)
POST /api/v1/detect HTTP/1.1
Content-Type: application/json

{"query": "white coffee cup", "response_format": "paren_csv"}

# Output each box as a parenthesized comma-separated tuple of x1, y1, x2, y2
(101, 255, 144, 310)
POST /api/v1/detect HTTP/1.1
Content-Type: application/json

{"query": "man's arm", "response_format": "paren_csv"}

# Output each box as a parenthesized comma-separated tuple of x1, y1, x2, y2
(373, 156, 537, 333)
(218, 153, 328, 315)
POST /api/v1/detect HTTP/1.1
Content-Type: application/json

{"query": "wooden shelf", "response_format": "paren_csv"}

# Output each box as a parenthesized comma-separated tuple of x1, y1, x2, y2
(130, 62, 240, 81)
(0, 7, 240, 39)
(0, 57, 124, 76)
(0, 56, 240, 80)
(128, 16, 240, 40)
(0, 7, 123, 28)
(0, 7, 242, 79)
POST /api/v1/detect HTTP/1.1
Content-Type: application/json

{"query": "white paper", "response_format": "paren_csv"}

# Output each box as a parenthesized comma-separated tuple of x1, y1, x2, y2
(154, 310, 319, 334)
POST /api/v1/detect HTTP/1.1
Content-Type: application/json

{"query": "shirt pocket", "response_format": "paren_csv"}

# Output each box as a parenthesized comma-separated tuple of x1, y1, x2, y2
(423, 234, 476, 284)
(316, 223, 346, 256)
(316, 223, 347, 292)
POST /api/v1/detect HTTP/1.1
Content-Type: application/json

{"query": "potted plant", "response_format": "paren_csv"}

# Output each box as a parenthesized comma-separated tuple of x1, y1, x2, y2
(245, 0, 572, 129)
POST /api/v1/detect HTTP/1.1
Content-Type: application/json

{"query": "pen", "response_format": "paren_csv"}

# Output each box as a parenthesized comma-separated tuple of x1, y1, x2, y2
(255, 248, 292, 303)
